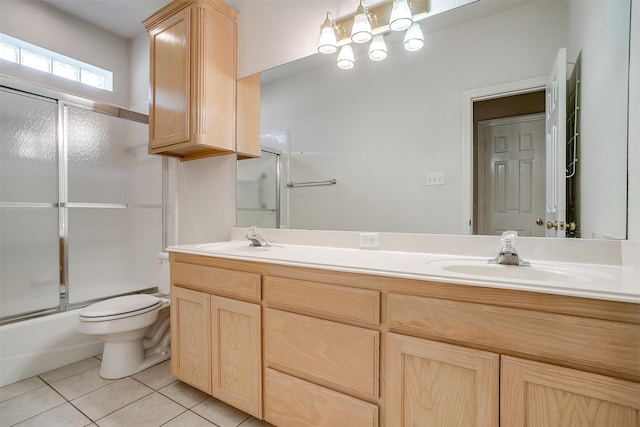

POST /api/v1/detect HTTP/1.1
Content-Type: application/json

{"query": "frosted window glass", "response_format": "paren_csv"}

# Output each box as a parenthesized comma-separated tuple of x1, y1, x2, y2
(0, 41, 18, 62)
(21, 49, 51, 73)
(80, 69, 105, 90)
(1, 89, 58, 203)
(53, 60, 80, 82)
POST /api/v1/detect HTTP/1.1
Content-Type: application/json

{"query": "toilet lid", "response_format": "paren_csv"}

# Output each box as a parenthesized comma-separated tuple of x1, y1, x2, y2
(79, 294, 161, 319)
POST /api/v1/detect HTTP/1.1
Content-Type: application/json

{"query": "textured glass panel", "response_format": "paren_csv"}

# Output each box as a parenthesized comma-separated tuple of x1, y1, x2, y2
(0, 207, 60, 317)
(80, 69, 105, 89)
(21, 49, 51, 72)
(53, 60, 79, 82)
(0, 89, 58, 203)
(68, 206, 162, 304)
(67, 106, 159, 204)
(0, 41, 18, 62)
(67, 109, 162, 304)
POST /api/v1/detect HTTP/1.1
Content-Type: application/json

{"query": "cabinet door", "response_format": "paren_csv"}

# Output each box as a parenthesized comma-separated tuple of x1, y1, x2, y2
(170, 286, 211, 394)
(148, 8, 190, 149)
(211, 295, 262, 418)
(502, 356, 640, 426)
(385, 333, 499, 427)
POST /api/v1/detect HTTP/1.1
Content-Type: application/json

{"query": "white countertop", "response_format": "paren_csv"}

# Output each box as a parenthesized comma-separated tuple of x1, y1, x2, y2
(167, 241, 640, 304)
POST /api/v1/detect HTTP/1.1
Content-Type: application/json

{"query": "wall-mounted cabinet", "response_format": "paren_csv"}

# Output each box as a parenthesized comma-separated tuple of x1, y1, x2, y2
(236, 74, 261, 159)
(144, 0, 238, 161)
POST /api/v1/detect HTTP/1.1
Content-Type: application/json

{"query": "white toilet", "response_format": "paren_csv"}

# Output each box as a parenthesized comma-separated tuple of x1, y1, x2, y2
(78, 293, 171, 379)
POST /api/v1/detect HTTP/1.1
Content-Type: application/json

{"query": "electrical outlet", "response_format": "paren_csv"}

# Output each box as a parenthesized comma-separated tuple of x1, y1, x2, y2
(359, 232, 380, 248)
(427, 172, 445, 186)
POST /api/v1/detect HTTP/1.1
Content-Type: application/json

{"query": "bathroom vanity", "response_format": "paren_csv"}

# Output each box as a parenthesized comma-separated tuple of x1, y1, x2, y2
(167, 241, 640, 427)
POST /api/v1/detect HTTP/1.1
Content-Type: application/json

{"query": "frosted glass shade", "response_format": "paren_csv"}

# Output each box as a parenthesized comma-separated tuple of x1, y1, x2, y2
(368, 35, 388, 61)
(337, 45, 355, 69)
(351, 12, 372, 43)
(318, 21, 337, 54)
(403, 22, 424, 52)
(389, 0, 413, 32)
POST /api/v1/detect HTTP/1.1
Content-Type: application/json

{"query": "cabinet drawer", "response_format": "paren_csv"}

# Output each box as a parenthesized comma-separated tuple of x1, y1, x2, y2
(265, 276, 379, 325)
(265, 308, 379, 399)
(387, 293, 640, 377)
(171, 261, 260, 302)
(264, 368, 378, 427)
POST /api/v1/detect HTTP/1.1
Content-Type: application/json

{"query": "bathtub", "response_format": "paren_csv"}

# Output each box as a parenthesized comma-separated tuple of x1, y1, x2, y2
(0, 309, 103, 387)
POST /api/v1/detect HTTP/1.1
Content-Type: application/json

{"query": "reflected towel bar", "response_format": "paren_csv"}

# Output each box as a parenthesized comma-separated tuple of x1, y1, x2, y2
(287, 179, 337, 188)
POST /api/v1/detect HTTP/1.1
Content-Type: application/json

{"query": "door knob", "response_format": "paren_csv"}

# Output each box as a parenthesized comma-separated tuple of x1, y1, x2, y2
(546, 221, 566, 230)
(535, 218, 544, 226)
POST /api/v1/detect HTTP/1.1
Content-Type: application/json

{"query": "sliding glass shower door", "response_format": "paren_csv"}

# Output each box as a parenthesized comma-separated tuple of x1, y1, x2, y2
(64, 105, 162, 304)
(0, 88, 60, 318)
(0, 85, 163, 322)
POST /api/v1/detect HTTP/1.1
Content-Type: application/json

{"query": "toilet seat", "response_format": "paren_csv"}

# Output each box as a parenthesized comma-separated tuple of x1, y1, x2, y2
(79, 294, 162, 322)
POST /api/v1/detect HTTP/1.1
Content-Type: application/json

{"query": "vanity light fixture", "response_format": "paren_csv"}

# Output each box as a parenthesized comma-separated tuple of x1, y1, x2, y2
(351, 0, 373, 43)
(403, 22, 424, 51)
(318, 12, 338, 54)
(368, 34, 388, 61)
(337, 45, 355, 69)
(389, 0, 413, 31)
(318, 0, 433, 70)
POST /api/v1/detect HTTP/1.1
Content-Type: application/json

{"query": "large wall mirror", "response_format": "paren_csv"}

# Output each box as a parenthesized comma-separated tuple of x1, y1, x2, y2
(237, 0, 631, 239)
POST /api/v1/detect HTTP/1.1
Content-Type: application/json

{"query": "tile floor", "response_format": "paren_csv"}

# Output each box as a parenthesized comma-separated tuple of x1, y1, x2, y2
(0, 357, 275, 427)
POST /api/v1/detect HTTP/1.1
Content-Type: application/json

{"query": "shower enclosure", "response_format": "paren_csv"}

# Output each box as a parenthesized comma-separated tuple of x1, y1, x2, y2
(237, 149, 281, 229)
(0, 82, 163, 324)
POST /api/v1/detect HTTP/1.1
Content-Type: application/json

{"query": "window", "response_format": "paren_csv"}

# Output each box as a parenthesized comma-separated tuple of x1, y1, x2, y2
(0, 33, 113, 91)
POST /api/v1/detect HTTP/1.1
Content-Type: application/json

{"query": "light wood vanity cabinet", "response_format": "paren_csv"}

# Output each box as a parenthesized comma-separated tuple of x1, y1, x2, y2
(263, 275, 381, 427)
(168, 252, 640, 427)
(169, 259, 262, 418)
(502, 356, 640, 426)
(386, 333, 500, 426)
(143, 0, 238, 161)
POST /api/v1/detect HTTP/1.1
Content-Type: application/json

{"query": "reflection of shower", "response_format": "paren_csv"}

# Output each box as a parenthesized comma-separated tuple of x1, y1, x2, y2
(259, 172, 267, 209)
(237, 150, 281, 229)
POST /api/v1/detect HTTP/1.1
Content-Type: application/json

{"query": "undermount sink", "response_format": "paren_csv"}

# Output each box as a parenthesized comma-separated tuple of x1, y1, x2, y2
(194, 242, 281, 253)
(426, 259, 615, 284)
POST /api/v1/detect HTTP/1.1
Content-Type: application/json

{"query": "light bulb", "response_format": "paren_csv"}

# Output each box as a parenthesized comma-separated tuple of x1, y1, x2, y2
(337, 45, 355, 69)
(389, 0, 413, 32)
(351, 1, 372, 43)
(403, 22, 424, 52)
(368, 35, 388, 61)
(318, 13, 337, 54)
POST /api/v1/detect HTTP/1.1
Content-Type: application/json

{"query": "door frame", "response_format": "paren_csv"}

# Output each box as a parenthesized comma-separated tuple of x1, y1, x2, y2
(460, 76, 547, 235)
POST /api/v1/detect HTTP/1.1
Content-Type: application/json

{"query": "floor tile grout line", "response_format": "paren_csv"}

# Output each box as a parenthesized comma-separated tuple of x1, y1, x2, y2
(85, 388, 164, 423)
(35, 356, 102, 387)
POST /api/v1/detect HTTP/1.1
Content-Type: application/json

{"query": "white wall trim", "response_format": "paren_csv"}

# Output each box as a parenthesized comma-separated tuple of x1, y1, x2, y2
(460, 76, 547, 235)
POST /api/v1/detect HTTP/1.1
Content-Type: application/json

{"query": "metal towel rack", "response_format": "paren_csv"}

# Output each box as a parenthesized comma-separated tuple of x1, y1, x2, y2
(286, 179, 337, 188)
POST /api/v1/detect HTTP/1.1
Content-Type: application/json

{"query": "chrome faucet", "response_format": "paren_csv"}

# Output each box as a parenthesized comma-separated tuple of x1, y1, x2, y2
(246, 226, 270, 247)
(489, 230, 530, 266)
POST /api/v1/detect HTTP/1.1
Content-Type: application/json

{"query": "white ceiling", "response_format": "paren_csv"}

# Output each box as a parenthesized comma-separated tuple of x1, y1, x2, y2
(41, 0, 536, 41)
(41, 0, 173, 39)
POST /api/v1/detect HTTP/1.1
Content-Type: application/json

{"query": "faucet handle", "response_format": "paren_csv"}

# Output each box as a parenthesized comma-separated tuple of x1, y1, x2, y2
(500, 230, 518, 247)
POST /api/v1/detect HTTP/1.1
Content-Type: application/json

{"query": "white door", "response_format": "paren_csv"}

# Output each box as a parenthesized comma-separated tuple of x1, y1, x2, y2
(545, 48, 567, 238)
(479, 114, 546, 237)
